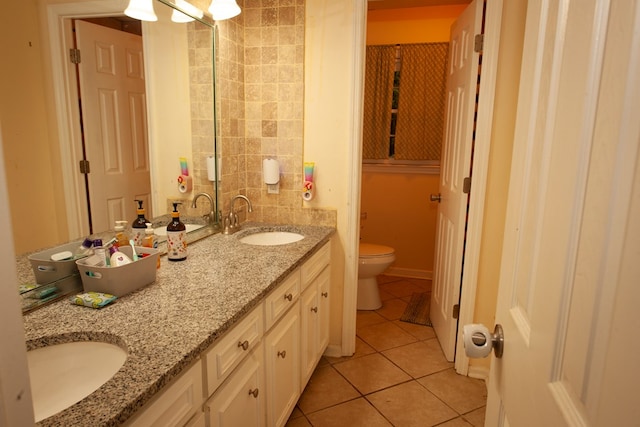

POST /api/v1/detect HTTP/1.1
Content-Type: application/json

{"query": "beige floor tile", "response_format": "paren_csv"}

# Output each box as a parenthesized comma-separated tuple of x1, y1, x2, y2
(437, 417, 474, 427)
(357, 321, 417, 351)
(378, 275, 402, 285)
(297, 365, 360, 413)
(356, 310, 388, 328)
(285, 415, 312, 427)
(382, 339, 453, 378)
(462, 406, 486, 427)
(418, 369, 487, 414)
(325, 337, 376, 364)
(407, 278, 432, 292)
(375, 298, 409, 321)
(289, 407, 304, 419)
(333, 353, 411, 395)
(379, 279, 427, 298)
(379, 288, 396, 302)
(306, 398, 392, 427)
(393, 319, 437, 341)
(366, 381, 458, 427)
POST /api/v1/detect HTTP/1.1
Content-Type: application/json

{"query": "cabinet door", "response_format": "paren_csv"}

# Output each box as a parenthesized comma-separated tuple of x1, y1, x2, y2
(317, 267, 331, 354)
(300, 283, 319, 387)
(265, 305, 300, 427)
(207, 344, 264, 427)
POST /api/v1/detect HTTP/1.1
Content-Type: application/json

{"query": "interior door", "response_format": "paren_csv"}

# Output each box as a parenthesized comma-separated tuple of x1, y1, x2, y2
(430, 0, 483, 362)
(75, 20, 151, 233)
(486, 0, 640, 425)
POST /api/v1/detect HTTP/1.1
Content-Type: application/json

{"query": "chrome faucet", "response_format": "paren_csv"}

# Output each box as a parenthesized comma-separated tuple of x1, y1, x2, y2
(224, 194, 253, 234)
(191, 192, 216, 225)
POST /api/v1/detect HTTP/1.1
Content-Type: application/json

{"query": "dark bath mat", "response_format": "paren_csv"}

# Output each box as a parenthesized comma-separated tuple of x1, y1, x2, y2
(400, 292, 432, 326)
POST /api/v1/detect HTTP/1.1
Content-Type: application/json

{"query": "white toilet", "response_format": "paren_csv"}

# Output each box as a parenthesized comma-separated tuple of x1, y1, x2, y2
(357, 242, 396, 310)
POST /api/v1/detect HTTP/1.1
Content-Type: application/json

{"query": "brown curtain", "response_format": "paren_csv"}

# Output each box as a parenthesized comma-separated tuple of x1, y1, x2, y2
(362, 45, 396, 159)
(394, 43, 449, 160)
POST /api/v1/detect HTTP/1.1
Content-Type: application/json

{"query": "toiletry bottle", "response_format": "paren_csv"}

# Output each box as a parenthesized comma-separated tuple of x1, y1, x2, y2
(109, 246, 132, 267)
(92, 239, 109, 267)
(143, 222, 160, 269)
(166, 202, 187, 261)
(75, 237, 94, 259)
(114, 220, 130, 248)
(132, 200, 149, 246)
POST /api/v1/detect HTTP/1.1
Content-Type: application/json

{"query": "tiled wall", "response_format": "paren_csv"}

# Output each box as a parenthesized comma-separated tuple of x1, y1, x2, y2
(214, 0, 336, 227)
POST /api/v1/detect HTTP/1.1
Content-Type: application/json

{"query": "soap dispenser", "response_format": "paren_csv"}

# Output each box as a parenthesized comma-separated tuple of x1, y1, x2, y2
(114, 220, 130, 248)
(166, 202, 187, 261)
(132, 200, 149, 246)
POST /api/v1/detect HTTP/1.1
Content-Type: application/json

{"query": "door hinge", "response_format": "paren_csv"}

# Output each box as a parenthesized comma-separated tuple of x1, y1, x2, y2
(79, 160, 90, 174)
(463, 177, 471, 194)
(70, 48, 81, 64)
(474, 34, 484, 53)
(452, 304, 460, 319)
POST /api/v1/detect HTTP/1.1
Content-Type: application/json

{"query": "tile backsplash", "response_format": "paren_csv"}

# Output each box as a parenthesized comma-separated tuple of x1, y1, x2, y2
(190, 0, 336, 227)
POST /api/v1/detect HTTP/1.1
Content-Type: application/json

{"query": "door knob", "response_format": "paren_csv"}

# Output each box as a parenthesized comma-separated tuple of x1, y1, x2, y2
(463, 324, 504, 358)
(430, 193, 442, 202)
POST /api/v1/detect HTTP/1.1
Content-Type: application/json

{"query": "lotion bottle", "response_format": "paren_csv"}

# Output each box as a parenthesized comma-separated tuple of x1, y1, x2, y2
(143, 222, 160, 269)
(132, 200, 149, 246)
(166, 202, 187, 261)
(109, 246, 132, 267)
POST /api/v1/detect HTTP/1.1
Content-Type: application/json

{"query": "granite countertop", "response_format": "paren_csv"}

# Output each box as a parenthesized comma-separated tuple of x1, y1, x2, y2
(23, 223, 335, 426)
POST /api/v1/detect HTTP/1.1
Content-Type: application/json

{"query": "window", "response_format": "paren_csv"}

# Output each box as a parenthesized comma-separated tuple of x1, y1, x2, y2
(363, 43, 449, 172)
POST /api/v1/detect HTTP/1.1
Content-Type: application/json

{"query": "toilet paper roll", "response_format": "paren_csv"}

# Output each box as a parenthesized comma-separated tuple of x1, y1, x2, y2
(463, 324, 493, 358)
(263, 158, 279, 184)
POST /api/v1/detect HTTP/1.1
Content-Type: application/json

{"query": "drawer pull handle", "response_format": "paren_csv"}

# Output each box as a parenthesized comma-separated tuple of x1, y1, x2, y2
(311, 306, 318, 313)
(277, 350, 287, 359)
(284, 293, 293, 302)
(238, 340, 249, 351)
(248, 388, 259, 398)
(322, 292, 328, 298)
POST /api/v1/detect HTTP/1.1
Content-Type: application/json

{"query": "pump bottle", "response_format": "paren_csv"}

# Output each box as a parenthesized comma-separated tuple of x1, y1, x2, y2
(132, 200, 149, 246)
(166, 202, 187, 261)
(143, 222, 160, 269)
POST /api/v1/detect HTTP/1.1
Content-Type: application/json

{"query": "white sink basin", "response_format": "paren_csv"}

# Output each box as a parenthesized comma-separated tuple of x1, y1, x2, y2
(154, 223, 204, 236)
(239, 231, 304, 246)
(27, 341, 127, 422)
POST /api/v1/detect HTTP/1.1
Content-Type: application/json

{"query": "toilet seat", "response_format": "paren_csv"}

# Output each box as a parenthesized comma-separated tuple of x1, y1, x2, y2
(359, 243, 395, 258)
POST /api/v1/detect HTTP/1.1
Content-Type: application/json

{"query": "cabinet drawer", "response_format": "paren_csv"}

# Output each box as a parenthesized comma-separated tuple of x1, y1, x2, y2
(206, 343, 264, 427)
(205, 303, 264, 395)
(300, 242, 330, 291)
(265, 269, 300, 330)
(126, 360, 203, 427)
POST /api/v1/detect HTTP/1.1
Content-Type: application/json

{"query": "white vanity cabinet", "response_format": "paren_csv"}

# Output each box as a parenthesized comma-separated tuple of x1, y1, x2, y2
(300, 244, 331, 387)
(128, 241, 331, 427)
(265, 302, 301, 427)
(125, 359, 204, 427)
(206, 342, 265, 426)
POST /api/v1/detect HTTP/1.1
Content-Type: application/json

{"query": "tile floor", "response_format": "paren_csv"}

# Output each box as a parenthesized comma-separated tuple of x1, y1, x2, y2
(286, 275, 487, 427)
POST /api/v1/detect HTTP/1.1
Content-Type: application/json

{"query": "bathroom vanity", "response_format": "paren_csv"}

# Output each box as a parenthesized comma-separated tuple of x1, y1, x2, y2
(22, 224, 335, 426)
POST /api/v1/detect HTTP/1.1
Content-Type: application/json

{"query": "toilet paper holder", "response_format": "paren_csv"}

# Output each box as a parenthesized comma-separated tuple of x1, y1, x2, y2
(463, 323, 504, 359)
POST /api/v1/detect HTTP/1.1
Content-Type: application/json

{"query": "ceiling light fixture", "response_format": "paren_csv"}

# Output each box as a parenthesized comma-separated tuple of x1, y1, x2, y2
(208, 0, 241, 21)
(171, 0, 204, 23)
(124, 0, 158, 21)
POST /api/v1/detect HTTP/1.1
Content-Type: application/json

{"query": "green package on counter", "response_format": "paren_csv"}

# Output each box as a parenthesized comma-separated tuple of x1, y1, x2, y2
(71, 292, 117, 309)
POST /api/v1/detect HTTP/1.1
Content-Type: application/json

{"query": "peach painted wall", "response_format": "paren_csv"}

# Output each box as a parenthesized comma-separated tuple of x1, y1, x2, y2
(362, 6, 463, 277)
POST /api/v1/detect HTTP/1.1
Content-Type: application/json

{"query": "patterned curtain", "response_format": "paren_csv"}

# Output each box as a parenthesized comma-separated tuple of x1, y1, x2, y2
(362, 45, 396, 159)
(394, 43, 449, 160)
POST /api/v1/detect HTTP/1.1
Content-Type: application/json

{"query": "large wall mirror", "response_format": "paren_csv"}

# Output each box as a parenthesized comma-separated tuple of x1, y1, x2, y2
(7, 0, 219, 311)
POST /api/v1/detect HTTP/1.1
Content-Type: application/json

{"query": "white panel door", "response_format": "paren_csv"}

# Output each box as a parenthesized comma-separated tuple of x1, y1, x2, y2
(430, 0, 483, 362)
(486, 0, 640, 425)
(75, 20, 151, 233)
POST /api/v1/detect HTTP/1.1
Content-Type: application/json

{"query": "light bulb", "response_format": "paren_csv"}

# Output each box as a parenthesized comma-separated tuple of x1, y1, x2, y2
(208, 0, 241, 21)
(124, 0, 158, 21)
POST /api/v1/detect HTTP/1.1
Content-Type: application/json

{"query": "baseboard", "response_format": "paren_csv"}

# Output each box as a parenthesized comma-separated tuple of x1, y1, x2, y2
(467, 365, 490, 385)
(323, 344, 345, 358)
(385, 267, 432, 280)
